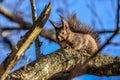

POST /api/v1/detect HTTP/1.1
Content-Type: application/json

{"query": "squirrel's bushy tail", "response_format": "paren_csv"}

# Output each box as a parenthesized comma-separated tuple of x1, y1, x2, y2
(67, 14, 100, 48)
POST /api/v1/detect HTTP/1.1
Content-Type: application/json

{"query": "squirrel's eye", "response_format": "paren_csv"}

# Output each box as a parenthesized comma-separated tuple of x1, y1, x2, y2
(61, 32, 65, 35)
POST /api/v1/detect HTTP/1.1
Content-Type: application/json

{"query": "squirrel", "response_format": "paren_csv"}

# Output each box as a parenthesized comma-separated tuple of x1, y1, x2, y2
(49, 14, 100, 54)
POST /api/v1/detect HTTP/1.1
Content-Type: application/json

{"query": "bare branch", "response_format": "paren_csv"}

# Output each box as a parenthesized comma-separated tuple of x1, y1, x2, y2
(2, 37, 13, 49)
(30, 0, 37, 23)
(110, 42, 120, 46)
(0, 3, 51, 80)
(0, 7, 31, 29)
(30, 0, 41, 59)
(98, 29, 120, 34)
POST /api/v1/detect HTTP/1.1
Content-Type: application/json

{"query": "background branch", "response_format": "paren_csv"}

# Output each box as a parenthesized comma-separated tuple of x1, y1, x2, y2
(0, 7, 31, 29)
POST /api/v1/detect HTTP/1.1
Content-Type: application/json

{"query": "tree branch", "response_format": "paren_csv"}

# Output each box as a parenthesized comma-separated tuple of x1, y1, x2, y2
(0, 2, 51, 80)
(30, 0, 41, 59)
(0, 7, 31, 29)
(5, 49, 120, 80)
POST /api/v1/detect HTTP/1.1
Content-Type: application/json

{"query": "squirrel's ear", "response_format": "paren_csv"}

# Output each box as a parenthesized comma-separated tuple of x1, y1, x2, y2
(49, 19, 59, 30)
(59, 15, 69, 28)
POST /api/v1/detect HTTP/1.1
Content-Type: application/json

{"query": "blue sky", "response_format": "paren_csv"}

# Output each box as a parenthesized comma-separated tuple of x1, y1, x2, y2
(0, 0, 120, 80)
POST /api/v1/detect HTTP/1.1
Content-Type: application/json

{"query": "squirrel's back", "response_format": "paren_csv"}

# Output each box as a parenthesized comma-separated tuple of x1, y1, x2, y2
(67, 14, 100, 47)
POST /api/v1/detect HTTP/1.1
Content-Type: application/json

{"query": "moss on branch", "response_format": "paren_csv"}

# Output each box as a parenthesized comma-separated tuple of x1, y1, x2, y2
(6, 49, 120, 80)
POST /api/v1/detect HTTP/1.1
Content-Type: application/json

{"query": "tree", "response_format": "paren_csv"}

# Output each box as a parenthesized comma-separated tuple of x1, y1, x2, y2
(0, 0, 120, 80)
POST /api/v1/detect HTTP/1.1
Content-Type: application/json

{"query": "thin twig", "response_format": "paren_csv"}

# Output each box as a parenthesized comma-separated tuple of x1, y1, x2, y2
(110, 42, 120, 46)
(0, 7, 31, 29)
(98, 30, 120, 34)
(30, 0, 41, 60)
(30, 0, 37, 22)
(2, 37, 13, 49)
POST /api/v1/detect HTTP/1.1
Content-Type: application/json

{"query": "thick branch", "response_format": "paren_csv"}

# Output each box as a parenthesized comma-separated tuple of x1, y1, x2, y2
(5, 49, 120, 80)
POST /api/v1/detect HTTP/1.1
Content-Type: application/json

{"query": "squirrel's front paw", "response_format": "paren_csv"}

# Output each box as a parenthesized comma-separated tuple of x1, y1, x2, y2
(65, 46, 72, 49)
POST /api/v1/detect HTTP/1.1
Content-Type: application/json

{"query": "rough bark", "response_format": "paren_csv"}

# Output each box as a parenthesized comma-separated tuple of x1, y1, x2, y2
(6, 49, 120, 80)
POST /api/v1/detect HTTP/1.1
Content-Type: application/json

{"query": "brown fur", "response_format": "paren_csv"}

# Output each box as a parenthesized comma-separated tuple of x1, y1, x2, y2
(49, 14, 100, 54)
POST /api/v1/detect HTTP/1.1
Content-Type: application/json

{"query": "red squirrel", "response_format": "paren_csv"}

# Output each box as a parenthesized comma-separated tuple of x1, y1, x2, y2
(49, 14, 100, 54)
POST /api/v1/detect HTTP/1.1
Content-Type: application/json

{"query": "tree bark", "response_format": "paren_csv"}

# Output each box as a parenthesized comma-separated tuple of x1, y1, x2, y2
(6, 49, 120, 80)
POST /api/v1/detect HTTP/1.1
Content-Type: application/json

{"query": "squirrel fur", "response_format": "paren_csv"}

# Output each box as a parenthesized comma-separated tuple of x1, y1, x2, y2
(49, 14, 100, 54)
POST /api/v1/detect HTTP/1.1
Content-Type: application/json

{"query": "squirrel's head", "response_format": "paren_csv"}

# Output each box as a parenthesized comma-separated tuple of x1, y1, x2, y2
(49, 15, 71, 41)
